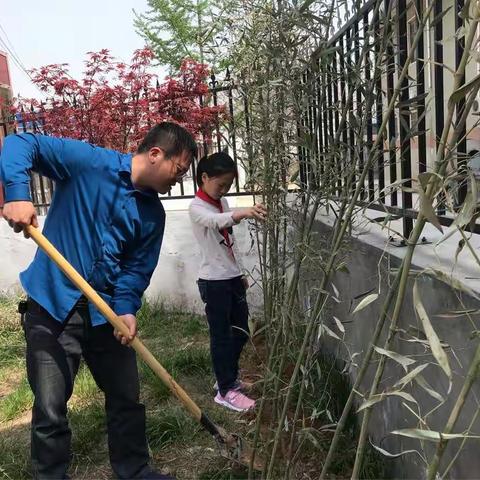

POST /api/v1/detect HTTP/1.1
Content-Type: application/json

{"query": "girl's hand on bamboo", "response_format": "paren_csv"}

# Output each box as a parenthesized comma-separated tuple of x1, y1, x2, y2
(233, 203, 267, 223)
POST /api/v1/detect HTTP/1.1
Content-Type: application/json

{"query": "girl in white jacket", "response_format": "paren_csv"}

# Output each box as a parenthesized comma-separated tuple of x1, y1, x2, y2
(189, 152, 266, 412)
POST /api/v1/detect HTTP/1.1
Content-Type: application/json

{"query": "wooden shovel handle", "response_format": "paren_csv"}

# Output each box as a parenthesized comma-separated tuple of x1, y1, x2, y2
(25, 225, 202, 422)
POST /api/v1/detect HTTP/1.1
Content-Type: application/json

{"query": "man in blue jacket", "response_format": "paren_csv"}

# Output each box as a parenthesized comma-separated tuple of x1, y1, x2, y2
(0, 122, 196, 480)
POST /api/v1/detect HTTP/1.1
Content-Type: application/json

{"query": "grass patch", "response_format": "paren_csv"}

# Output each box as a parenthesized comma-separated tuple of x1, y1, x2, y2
(0, 295, 21, 327)
(0, 295, 25, 369)
(69, 401, 106, 456)
(138, 300, 211, 404)
(198, 468, 249, 480)
(0, 296, 380, 479)
(140, 345, 211, 406)
(137, 300, 208, 341)
(181, 314, 206, 337)
(0, 433, 30, 480)
(162, 346, 211, 376)
(146, 404, 199, 450)
(0, 376, 33, 422)
(73, 363, 100, 401)
(139, 362, 172, 402)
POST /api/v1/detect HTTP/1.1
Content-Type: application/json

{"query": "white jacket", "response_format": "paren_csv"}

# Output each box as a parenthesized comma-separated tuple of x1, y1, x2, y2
(189, 196, 245, 280)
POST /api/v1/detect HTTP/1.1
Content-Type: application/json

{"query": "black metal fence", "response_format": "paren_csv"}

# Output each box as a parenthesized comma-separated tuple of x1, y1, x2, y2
(3, 2, 480, 237)
(299, 0, 480, 240)
(163, 69, 252, 200)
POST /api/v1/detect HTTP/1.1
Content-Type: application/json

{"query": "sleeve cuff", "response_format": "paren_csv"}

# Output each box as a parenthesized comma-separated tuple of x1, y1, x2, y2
(112, 298, 140, 316)
(221, 211, 237, 228)
(5, 184, 31, 202)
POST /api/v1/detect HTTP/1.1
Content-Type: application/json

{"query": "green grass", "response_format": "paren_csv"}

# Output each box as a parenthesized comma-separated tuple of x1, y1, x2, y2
(69, 401, 106, 456)
(146, 404, 199, 449)
(0, 434, 30, 480)
(0, 376, 33, 422)
(0, 295, 222, 479)
(73, 363, 100, 400)
(138, 301, 211, 404)
(0, 295, 25, 368)
(162, 345, 211, 376)
(141, 344, 211, 380)
(137, 300, 208, 341)
(139, 361, 172, 402)
(0, 295, 381, 479)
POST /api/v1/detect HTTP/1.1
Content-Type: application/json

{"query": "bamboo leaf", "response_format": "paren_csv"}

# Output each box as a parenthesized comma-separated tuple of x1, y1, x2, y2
(426, 268, 480, 301)
(451, 72, 480, 103)
(322, 324, 341, 341)
(454, 180, 477, 228)
(352, 293, 378, 314)
(374, 346, 416, 372)
(357, 391, 416, 412)
(455, 192, 476, 228)
(353, 287, 376, 300)
(387, 391, 417, 403)
(415, 375, 445, 403)
(418, 172, 442, 195)
(435, 308, 479, 318)
(369, 440, 422, 459)
(394, 364, 429, 389)
(357, 394, 385, 412)
(299, 428, 321, 448)
(413, 281, 452, 382)
(434, 223, 461, 247)
(418, 186, 443, 233)
(392, 428, 480, 442)
(334, 316, 345, 334)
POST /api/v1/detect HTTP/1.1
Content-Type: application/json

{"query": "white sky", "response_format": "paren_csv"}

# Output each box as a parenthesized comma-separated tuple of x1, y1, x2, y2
(1, 0, 154, 98)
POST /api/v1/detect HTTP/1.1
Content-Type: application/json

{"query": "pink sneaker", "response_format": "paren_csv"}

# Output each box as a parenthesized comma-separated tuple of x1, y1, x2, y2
(214, 390, 255, 412)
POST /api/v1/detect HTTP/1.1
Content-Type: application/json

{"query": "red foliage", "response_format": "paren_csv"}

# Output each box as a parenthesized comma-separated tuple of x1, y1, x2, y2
(10, 49, 224, 152)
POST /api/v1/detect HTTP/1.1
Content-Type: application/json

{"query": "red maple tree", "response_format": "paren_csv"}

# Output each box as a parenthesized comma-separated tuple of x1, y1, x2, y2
(9, 48, 223, 152)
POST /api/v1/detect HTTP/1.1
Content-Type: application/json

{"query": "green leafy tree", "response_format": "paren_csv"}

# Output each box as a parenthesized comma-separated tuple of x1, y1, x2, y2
(134, 0, 231, 73)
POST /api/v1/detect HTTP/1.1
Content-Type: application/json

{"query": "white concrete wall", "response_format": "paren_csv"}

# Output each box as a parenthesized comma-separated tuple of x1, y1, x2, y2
(0, 201, 262, 315)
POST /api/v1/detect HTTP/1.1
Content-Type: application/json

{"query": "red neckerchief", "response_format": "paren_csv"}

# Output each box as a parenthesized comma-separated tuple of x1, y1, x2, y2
(196, 189, 235, 258)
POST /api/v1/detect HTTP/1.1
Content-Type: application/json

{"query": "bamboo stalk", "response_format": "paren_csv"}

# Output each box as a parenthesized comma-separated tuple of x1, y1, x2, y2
(427, 342, 480, 478)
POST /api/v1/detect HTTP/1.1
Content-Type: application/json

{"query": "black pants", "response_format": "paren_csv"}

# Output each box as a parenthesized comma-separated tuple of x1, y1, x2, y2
(23, 298, 150, 480)
(197, 277, 250, 396)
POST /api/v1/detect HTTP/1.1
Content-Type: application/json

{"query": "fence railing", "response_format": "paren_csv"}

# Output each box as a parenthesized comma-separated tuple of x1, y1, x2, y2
(298, 0, 480, 240)
(161, 69, 252, 200)
(4, 2, 480, 235)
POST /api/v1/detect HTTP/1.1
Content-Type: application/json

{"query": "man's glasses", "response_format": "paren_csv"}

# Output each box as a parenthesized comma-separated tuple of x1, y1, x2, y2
(174, 163, 192, 181)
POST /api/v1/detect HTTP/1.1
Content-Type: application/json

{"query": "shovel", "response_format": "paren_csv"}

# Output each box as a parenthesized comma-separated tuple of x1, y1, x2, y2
(25, 225, 263, 471)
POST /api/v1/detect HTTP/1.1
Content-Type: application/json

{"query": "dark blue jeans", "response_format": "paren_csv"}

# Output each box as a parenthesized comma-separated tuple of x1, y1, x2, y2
(23, 297, 150, 480)
(197, 276, 250, 396)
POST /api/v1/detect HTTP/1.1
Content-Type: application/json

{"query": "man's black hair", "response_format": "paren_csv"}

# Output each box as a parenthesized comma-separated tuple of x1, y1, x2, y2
(137, 122, 197, 159)
(196, 152, 237, 187)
